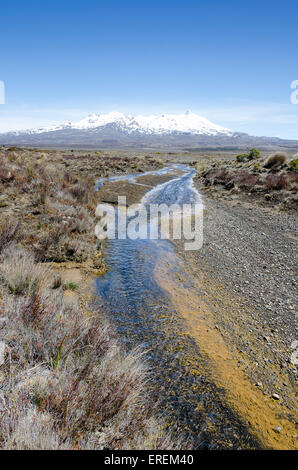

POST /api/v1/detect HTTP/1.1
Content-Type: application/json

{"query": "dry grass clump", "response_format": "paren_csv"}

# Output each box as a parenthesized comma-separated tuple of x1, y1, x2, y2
(203, 168, 231, 187)
(201, 164, 295, 194)
(69, 180, 96, 206)
(264, 152, 288, 169)
(0, 246, 49, 295)
(264, 174, 289, 190)
(0, 147, 163, 265)
(0, 149, 100, 263)
(0, 220, 21, 253)
(234, 172, 260, 189)
(0, 148, 189, 448)
(0, 248, 180, 450)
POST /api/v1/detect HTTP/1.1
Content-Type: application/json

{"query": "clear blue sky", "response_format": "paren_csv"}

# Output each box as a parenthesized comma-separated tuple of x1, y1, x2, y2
(0, 0, 297, 138)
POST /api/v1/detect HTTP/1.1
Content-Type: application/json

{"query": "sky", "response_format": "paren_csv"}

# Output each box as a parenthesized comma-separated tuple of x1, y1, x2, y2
(0, 0, 297, 138)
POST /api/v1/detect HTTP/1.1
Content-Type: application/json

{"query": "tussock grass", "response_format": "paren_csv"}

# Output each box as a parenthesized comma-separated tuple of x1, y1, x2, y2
(264, 152, 288, 169)
(0, 148, 185, 449)
(0, 220, 20, 253)
(0, 249, 181, 450)
(0, 246, 49, 295)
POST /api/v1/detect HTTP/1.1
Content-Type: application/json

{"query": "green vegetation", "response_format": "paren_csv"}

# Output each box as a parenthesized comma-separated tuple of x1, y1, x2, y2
(247, 148, 260, 160)
(288, 157, 298, 172)
(236, 154, 247, 163)
(62, 281, 78, 291)
(236, 148, 260, 163)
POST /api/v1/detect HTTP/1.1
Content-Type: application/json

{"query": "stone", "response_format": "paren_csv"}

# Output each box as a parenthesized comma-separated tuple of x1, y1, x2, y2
(0, 317, 8, 327)
(290, 350, 298, 366)
(0, 342, 7, 366)
(272, 393, 280, 400)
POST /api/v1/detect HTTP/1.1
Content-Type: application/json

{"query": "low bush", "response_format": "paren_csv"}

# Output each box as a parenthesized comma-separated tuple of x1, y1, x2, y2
(288, 157, 298, 172)
(236, 149, 260, 163)
(236, 154, 248, 163)
(234, 172, 260, 189)
(264, 174, 289, 190)
(264, 152, 287, 169)
(247, 148, 260, 161)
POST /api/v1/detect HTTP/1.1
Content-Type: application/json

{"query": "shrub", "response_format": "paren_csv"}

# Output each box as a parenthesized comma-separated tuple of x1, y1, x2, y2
(264, 152, 287, 169)
(236, 149, 260, 163)
(236, 154, 248, 163)
(235, 172, 260, 189)
(213, 168, 230, 184)
(288, 157, 298, 172)
(264, 174, 289, 190)
(247, 148, 260, 160)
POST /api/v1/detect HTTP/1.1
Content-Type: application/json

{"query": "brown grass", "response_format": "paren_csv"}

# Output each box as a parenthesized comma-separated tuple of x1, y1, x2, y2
(0, 148, 183, 450)
(0, 220, 21, 253)
(264, 152, 287, 169)
(264, 174, 289, 190)
(0, 248, 182, 449)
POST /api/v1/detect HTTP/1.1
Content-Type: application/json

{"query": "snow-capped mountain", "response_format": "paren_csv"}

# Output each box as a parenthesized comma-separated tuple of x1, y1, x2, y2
(12, 111, 232, 137)
(0, 111, 296, 149)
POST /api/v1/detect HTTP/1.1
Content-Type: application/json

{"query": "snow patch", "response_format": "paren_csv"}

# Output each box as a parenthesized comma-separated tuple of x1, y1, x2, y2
(8, 111, 232, 137)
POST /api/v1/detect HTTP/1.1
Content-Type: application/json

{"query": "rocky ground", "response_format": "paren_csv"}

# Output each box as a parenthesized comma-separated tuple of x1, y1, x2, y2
(192, 150, 298, 212)
(171, 176, 297, 449)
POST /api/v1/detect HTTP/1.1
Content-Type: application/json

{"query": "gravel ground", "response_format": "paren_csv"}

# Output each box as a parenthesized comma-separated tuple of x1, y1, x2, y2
(177, 188, 297, 413)
(95, 164, 297, 448)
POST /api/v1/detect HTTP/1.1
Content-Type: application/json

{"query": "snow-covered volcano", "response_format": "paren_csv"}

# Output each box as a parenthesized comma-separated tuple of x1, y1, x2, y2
(16, 111, 232, 136)
(0, 111, 295, 149)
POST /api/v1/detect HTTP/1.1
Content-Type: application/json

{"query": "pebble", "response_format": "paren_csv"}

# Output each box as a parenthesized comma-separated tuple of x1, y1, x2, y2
(0, 342, 7, 366)
(290, 350, 298, 366)
(272, 393, 280, 400)
(274, 426, 282, 433)
(0, 317, 8, 327)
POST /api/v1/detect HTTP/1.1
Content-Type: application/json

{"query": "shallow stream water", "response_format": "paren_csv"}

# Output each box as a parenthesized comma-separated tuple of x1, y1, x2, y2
(95, 165, 260, 449)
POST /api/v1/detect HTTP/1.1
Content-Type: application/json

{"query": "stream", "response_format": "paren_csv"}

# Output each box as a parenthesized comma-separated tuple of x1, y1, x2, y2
(95, 165, 260, 449)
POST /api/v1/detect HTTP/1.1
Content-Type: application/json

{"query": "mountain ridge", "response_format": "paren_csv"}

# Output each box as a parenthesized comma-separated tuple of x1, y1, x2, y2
(5, 111, 232, 136)
(0, 111, 297, 149)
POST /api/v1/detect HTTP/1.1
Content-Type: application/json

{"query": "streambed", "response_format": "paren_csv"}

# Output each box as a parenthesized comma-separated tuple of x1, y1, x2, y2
(95, 166, 260, 449)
